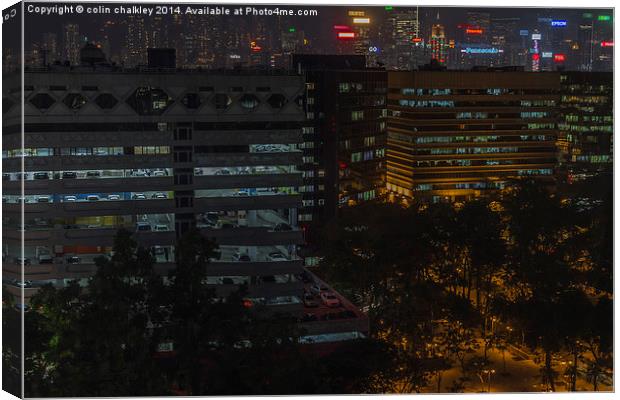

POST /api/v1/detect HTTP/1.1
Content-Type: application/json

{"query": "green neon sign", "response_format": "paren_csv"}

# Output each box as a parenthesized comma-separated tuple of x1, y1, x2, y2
(598, 15, 611, 21)
(289, 27, 296, 32)
(385, 6, 393, 10)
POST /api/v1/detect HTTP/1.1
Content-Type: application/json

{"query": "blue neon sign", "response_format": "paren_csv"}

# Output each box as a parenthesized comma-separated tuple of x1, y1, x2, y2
(551, 20, 567, 27)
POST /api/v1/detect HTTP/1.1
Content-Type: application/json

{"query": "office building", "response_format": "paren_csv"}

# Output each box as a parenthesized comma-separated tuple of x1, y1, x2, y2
(386, 69, 560, 202)
(293, 54, 387, 227)
(558, 71, 613, 177)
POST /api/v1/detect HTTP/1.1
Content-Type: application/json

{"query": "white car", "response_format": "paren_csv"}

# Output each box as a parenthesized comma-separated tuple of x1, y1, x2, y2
(236, 190, 249, 196)
(64, 195, 77, 202)
(152, 170, 166, 177)
(152, 192, 167, 199)
(108, 194, 121, 201)
(132, 193, 147, 200)
(320, 292, 341, 308)
(266, 251, 288, 262)
(154, 224, 169, 231)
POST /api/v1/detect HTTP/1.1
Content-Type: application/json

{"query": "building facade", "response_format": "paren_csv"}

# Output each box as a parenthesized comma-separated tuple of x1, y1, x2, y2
(558, 71, 613, 177)
(293, 54, 387, 227)
(387, 69, 560, 202)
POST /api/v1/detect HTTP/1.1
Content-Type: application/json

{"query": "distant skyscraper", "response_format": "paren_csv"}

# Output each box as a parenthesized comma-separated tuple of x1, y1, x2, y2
(430, 24, 447, 64)
(63, 23, 80, 65)
(125, 16, 148, 66)
(41, 32, 59, 64)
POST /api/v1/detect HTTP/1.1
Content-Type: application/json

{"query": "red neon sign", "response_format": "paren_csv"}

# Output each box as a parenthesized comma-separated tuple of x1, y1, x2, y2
(333, 25, 351, 30)
(554, 53, 565, 62)
(532, 53, 540, 60)
(601, 41, 614, 47)
(466, 28, 483, 34)
(412, 37, 423, 43)
(251, 46, 262, 52)
(337, 32, 356, 39)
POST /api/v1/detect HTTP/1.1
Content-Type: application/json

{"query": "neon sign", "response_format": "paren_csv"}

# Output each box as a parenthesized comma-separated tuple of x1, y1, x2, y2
(551, 20, 567, 27)
(353, 17, 370, 24)
(554, 54, 565, 62)
(466, 28, 483, 34)
(462, 47, 500, 54)
(337, 32, 356, 39)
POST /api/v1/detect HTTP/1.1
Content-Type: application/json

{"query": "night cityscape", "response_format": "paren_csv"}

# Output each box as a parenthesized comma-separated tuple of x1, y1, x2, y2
(1, 2, 614, 397)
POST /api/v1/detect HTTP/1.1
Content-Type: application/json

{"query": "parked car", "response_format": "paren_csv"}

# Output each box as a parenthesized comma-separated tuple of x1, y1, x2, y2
(13, 280, 33, 288)
(235, 189, 249, 196)
(154, 224, 169, 231)
(274, 223, 292, 231)
(152, 169, 167, 177)
(267, 251, 288, 262)
(310, 283, 329, 295)
(38, 255, 53, 264)
(15, 257, 31, 266)
(62, 171, 77, 179)
(66, 256, 81, 264)
(64, 195, 77, 202)
(37, 196, 51, 203)
(86, 195, 100, 201)
(232, 252, 251, 262)
(320, 292, 341, 308)
(303, 293, 319, 308)
(86, 171, 101, 178)
(33, 172, 49, 180)
(132, 193, 146, 200)
(136, 222, 152, 232)
(107, 194, 121, 201)
(152, 192, 167, 199)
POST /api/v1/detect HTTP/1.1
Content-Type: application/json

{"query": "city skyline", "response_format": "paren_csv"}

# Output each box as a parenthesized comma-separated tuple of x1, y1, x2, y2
(8, 5, 614, 72)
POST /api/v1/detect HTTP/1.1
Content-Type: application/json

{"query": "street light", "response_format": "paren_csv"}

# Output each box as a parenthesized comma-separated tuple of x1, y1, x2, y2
(482, 369, 496, 392)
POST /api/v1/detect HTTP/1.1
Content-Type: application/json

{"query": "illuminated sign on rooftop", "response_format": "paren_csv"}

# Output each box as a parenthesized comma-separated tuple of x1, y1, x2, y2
(333, 25, 351, 30)
(353, 17, 371, 24)
(385, 6, 393, 10)
(466, 28, 483, 34)
(542, 52, 553, 58)
(461, 47, 501, 54)
(597, 15, 611, 21)
(348, 11, 365, 16)
(532, 33, 542, 40)
(554, 54, 566, 62)
(601, 41, 614, 47)
(551, 20, 567, 27)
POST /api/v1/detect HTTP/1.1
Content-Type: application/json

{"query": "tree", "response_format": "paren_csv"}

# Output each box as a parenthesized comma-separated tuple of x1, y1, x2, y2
(29, 229, 168, 397)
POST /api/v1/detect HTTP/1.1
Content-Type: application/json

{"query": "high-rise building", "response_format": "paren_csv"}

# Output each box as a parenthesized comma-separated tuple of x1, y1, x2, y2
(41, 32, 59, 65)
(386, 69, 560, 203)
(293, 54, 387, 226)
(430, 24, 447, 64)
(62, 23, 81, 65)
(558, 72, 613, 176)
